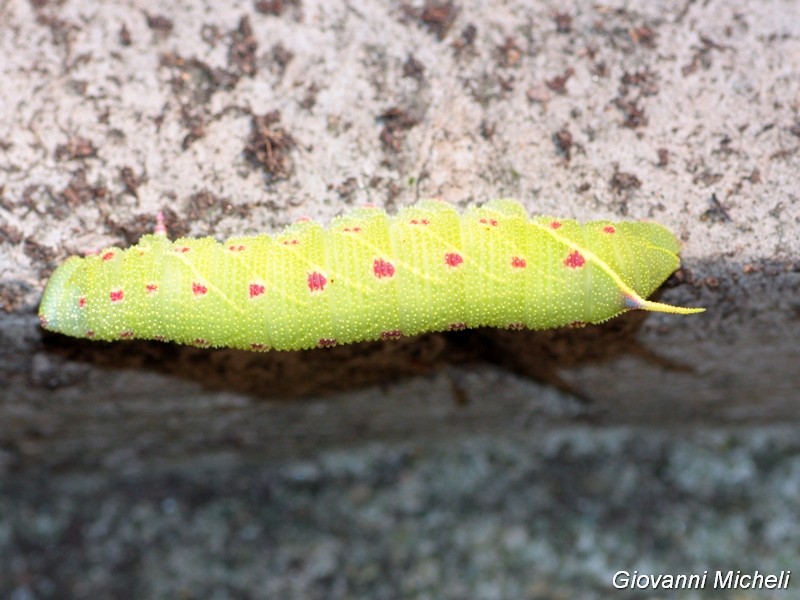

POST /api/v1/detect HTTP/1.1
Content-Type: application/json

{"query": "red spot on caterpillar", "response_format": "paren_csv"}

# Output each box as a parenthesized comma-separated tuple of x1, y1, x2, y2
(282, 239, 299, 245)
(192, 282, 208, 296)
(78, 296, 87, 308)
(410, 219, 430, 225)
(550, 221, 562, 229)
(102, 251, 115, 261)
(444, 253, 463, 268)
(381, 330, 403, 340)
(250, 343, 269, 351)
(249, 283, 266, 298)
(228, 244, 246, 252)
(175, 246, 191, 253)
(193, 338, 209, 347)
(603, 225, 616, 234)
(318, 338, 337, 348)
(448, 323, 466, 331)
(86, 330, 95, 338)
(373, 258, 395, 279)
(119, 330, 134, 339)
(507, 323, 525, 330)
(145, 283, 158, 294)
(342, 227, 362, 233)
(563, 250, 585, 269)
(479, 218, 499, 227)
(110, 289, 124, 303)
(307, 271, 327, 292)
(511, 256, 527, 269)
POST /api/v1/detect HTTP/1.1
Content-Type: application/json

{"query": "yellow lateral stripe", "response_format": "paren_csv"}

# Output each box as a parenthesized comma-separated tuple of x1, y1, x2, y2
(530, 221, 705, 315)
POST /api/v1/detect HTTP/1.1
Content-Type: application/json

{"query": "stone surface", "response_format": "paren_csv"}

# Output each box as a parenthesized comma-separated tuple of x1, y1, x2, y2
(3, 428, 799, 599)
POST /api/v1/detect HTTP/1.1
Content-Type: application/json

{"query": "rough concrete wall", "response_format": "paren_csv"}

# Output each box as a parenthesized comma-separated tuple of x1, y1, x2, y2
(3, 428, 800, 599)
(2, 0, 798, 464)
(0, 0, 799, 597)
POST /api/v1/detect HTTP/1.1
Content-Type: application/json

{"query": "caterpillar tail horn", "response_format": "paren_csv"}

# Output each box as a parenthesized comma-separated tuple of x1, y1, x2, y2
(625, 294, 705, 315)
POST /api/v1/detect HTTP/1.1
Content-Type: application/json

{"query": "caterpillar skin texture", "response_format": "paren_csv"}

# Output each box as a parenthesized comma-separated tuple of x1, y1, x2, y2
(39, 199, 704, 351)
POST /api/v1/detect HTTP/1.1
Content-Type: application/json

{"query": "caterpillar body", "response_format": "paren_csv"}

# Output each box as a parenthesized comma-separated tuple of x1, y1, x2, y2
(39, 199, 704, 351)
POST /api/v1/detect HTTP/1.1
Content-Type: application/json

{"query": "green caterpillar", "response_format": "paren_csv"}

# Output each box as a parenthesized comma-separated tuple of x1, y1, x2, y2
(39, 199, 704, 351)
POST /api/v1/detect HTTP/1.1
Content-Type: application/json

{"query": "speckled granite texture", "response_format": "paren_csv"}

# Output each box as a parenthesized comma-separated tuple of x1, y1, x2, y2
(3, 428, 800, 599)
